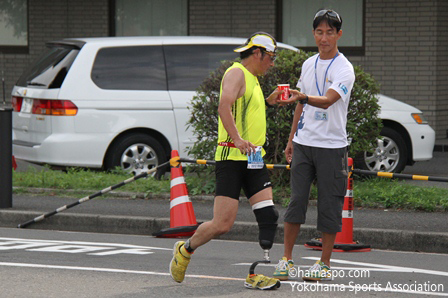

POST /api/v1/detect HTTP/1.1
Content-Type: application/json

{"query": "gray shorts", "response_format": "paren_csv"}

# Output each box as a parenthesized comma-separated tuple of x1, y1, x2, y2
(283, 142, 348, 234)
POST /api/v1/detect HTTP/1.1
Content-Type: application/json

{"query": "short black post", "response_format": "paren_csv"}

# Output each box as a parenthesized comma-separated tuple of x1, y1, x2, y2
(0, 106, 13, 208)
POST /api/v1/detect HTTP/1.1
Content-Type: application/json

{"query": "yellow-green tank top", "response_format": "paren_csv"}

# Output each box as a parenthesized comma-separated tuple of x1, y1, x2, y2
(215, 62, 266, 161)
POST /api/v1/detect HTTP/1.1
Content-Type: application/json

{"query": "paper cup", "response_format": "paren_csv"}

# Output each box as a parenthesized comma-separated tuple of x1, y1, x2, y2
(278, 84, 290, 100)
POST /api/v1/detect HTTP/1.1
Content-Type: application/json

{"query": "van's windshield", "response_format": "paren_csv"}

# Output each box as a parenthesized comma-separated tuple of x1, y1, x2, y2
(16, 46, 79, 89)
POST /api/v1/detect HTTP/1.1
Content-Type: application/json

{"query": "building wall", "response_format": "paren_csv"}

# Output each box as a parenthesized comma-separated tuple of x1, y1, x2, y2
(1, 0, 109, 101)
(1, 0, 446, 139)
(349, 0, 446, 138)
(189, 0, 276, 37)
(436, 0, 448, 139)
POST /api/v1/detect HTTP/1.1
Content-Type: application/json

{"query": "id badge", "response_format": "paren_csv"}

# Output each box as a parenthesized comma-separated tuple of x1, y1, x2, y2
(247, 146, 264, 169)
(315, 111, 328, 121)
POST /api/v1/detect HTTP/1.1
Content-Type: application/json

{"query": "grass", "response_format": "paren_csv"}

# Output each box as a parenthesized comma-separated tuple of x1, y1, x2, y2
(12, 167, 448, 212)
(13, 166, 171, 198)
(353, 177, 448, 211)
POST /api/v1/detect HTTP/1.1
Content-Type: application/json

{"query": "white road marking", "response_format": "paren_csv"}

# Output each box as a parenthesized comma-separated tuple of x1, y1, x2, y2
(0, 262, 245, 282)
(233, 263, 414, 272)
(0, 237, 171, 255)
(0, 237, 171, 250)
(1, 236, 446, 295)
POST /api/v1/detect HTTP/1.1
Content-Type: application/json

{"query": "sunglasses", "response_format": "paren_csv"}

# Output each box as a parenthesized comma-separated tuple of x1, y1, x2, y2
(262, 49, 277, 62)
(314, 9, 341, 23)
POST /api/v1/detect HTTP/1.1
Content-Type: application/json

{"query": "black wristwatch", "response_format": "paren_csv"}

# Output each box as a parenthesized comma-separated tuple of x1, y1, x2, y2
(299, 95, 308, 105)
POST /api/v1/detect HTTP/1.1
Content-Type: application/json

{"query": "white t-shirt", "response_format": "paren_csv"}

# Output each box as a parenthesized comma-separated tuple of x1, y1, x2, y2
(293, 52, 355, 148)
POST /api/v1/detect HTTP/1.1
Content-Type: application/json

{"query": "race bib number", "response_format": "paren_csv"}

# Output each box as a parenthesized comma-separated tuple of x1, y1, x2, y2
(247, 146, 264, 169)
(315, 111, 328, 121)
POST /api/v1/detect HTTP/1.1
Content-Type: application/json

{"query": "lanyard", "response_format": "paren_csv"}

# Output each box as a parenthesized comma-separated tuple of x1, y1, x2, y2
(314, 52, 339, 96)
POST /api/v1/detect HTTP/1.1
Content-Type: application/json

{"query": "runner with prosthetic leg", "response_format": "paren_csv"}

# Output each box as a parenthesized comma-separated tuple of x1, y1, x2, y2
(169, 32, 288, 290)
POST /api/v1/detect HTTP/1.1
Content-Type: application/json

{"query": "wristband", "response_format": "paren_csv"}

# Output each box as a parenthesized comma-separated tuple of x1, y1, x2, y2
(299, 95, 308, 105)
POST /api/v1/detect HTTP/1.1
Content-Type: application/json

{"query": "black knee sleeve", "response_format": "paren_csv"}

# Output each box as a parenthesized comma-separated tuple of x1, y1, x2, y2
(254, 206, 279, 250)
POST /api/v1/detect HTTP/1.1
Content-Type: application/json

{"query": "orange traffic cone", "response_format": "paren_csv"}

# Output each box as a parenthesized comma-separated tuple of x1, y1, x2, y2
(305, 158, 371, 252)
(153, 150, 199, 238)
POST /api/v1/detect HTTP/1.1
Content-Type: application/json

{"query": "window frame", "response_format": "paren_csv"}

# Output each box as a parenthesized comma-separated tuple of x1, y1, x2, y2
(0, 0, 29, 54)
(276, 0, 365, 56)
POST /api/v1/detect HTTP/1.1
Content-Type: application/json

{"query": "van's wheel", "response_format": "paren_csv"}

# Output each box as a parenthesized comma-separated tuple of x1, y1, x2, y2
(105, 134, 167, 179)
(356, 127, 407, 173)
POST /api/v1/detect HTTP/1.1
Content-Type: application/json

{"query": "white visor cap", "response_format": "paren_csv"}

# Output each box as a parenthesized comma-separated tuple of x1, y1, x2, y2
(234, 34, 277, 53)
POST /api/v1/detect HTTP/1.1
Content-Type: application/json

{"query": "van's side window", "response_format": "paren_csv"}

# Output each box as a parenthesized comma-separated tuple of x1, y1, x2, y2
(164, 45, 237, 91)
(91, 46, 167, 90)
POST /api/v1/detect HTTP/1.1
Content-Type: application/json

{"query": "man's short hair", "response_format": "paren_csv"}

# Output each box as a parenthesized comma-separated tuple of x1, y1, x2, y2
(239, 46, 262, 60)
(313, 9, 342, 32)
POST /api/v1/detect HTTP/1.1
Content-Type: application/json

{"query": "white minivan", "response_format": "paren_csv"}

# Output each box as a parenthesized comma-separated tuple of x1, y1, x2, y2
(11, 36, 297, 177)
(11, 36, 434, 175)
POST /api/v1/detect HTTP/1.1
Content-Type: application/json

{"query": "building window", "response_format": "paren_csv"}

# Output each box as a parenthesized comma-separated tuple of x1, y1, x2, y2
(280, 0, 364, 55)
(0, 0, 28, 53)
(112, 0, 188, 36)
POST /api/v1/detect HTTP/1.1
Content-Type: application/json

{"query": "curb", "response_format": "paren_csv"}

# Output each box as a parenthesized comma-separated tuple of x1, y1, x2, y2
(12, 186, 217, 201)
(1, 210, 447, 254)
(434, 144, 448, 153)
(0, 210, 170, 235)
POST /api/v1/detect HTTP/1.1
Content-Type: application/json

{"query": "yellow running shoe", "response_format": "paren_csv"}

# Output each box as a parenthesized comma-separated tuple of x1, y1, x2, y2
(244, 274, 281, 290)
(273, 257, 294, 281)
(302, 260, 332, 281)
(169, 241, 191, 283)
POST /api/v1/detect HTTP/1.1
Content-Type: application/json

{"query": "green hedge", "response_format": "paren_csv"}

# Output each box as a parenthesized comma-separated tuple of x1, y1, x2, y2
(187, 49, 382, 187)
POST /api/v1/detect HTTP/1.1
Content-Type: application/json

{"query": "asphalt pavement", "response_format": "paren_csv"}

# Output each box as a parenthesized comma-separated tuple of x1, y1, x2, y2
(2, 228, 447, 297)
(1, 141, 447, 254)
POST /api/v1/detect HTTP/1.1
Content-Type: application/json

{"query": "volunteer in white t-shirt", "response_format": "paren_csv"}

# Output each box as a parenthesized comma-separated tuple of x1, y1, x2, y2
(273, 9, 356, 282)
(294, 53, 354, 148)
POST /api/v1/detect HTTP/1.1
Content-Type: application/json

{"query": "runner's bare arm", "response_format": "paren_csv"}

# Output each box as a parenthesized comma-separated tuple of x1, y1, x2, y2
(218, 68, 256, 154)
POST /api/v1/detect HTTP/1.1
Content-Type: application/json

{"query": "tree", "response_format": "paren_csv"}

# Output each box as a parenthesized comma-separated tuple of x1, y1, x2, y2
(187, 49, 382, 188)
